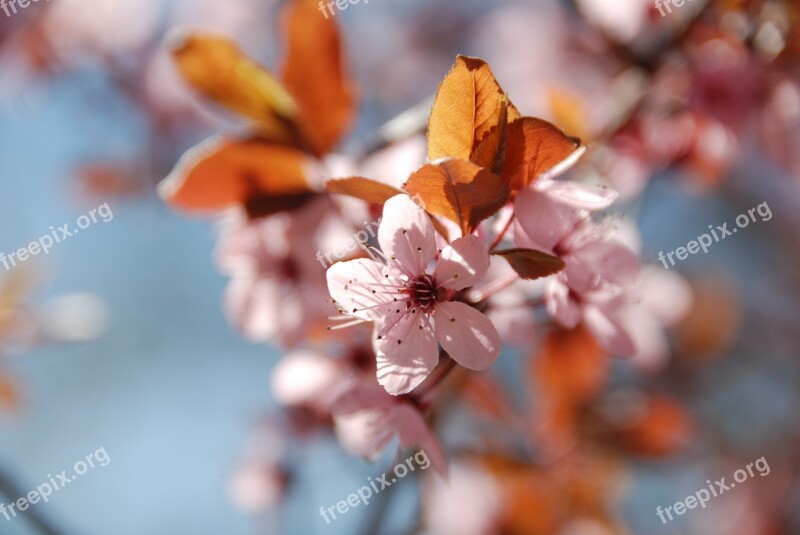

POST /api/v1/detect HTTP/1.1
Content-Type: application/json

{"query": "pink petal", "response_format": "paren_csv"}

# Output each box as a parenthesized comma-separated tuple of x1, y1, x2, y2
(393, 403, 449, 477)
(514, 187, 580, 253)
(333, 408, 394, 461)
(583, 303, 637, 355)
(562, 256, 600, 295)
(378, 195, 437, 277)
(270, 350, 342, 407)
(620, 307, 670, 373)
(433, 235, 490, 291)
(569, 241, 640, 289)
(224, 275, 280, 341)
(638, 267, 692, 325)
(375, 311, 439, 395)
(545, 277, 582, 328)
(536, 177, 618, 210)
(326, 259, 399, 321)
(333, 381, 394, 413)
(360, 135, 427, 189)
(434, 302, 500, 370)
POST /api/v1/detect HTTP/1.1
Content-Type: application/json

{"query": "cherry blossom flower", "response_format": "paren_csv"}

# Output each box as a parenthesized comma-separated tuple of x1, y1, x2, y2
(423, 461, 502, 534)
(215, 198, 335, 348)
(269, 349, 343, 410)
(331, 378, 448, 475)
(228, 420, 288, 514)
(618, 266, 693, 371)
(514, 186, 640, 354)
(326, 195, 501, 395)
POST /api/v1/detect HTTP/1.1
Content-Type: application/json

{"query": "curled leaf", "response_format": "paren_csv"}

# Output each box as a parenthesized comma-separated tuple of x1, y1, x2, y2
(491, 248, 565, 280)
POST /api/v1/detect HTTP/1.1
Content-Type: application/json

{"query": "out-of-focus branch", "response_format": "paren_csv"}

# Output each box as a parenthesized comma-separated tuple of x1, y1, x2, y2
(0, 465, 66, 535)
(359, 96, 433, 158)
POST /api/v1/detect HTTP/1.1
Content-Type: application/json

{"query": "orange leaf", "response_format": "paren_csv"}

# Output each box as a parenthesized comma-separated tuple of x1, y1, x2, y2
(171, 32, 298, 142)
(492, 249, 565, 280)
(281, 0, 356, 157)
(613, 395, 693, 457)
(501, 117, 584, 193)
(159, 136, 315, 214)
(472, 95, 510, 174)
(462, 374, 516, 424)
(427, 56, 512, 170)
(534, 325, 608, 407)
(402, 159, 509, 235)
(547, 86, 591, 141)
(324, 177, 404, 205)
(0, 374, 18, 411)
(531, 326, 608, 455)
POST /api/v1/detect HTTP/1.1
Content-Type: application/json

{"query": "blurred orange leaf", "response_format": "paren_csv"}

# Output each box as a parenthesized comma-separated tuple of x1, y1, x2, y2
(402, 159, 508, 235)
(675, 276, 740, 361)
(535, 325, 608, 406)
(532, 325, 607, 453)
(171, 33, 298, 142)
(462, 374, 517, 424)
(502, 117, 584, 193)
(612, 395, 693, 457)
(0, 374, 19, 411)
(281, 0, 356, 156)
(324, 177, 403, 205)
(159, 136, 315, 214)
(427, 56, 512, 171)
(547, 87, 591, 142)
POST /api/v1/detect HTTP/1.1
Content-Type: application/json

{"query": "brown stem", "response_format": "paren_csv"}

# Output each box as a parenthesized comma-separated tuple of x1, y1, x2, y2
(413, 354, 457, 402)
(489, 213, 515, 252)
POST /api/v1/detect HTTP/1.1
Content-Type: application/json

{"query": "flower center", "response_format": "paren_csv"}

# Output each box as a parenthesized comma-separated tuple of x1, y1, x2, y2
(405, 274, 439, 310)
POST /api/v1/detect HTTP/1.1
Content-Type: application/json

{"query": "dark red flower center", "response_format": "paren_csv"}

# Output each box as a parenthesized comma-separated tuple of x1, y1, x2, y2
(405, 274, 439, 310)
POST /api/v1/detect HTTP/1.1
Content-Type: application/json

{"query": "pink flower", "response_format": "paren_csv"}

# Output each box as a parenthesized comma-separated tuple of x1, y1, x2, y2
(215, 198, 334, 348)
(533, 176, 618, 211)
(332, 378, 448, 476)
(269, 350, 343, 410)
(423, 460, 502, 534)
(515, 186, 638, 293)
(514, 186, 640, 355)
(618, 266, 692, 372)
(326, 195, 501, 395)
(228, 420, 288, 514)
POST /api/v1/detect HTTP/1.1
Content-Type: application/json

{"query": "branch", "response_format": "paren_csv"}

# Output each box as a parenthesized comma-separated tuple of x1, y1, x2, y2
(0, 465, 66, 535)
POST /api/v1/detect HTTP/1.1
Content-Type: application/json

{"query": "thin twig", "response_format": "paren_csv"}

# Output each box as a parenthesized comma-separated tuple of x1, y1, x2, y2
(0, 465, 66, 535)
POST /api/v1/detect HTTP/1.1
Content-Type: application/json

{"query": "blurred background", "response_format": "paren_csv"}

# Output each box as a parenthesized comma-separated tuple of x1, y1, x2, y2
(0, 0, 799, 534)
